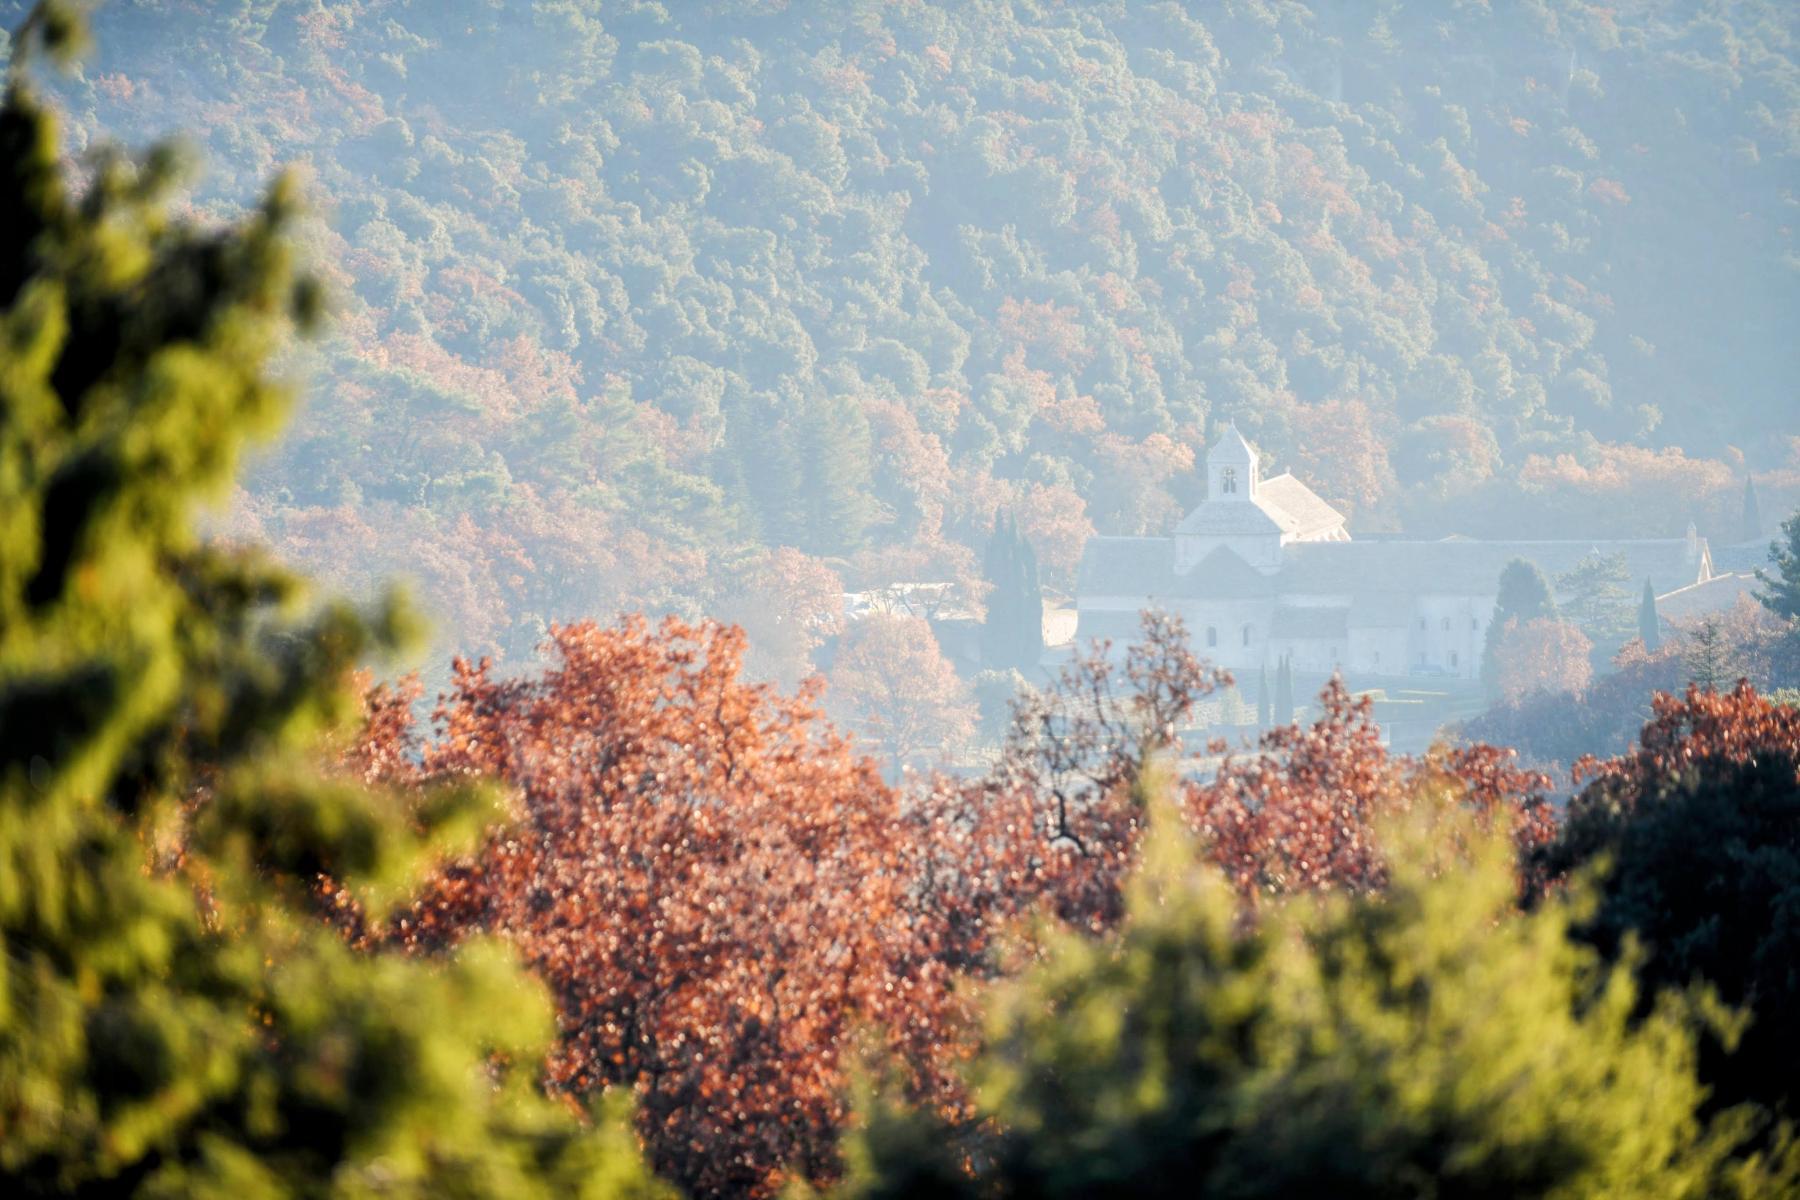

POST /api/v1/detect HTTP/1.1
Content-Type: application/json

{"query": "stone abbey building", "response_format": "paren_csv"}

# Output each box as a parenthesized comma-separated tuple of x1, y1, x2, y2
(1075, 426, 1714, 679)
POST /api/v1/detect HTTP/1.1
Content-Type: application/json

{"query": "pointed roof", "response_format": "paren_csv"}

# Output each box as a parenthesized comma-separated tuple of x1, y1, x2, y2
(1208, 422, 1257, 464)
(1175, 545, 1275, 598)
(1175, 497, 1286, 538)
(1174, 470, 1344, 541)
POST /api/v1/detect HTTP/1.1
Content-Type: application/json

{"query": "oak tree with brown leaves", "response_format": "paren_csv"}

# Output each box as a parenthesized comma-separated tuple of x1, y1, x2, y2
(365, 618, 968, 1199)
(826, 612, 976, 776)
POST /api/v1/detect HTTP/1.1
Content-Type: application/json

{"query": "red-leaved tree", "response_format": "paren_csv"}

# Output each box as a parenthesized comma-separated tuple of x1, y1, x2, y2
(342, 611, 1561, 1196)
(1190, 678, 1557, 906)
(364, 618, 967, 1199)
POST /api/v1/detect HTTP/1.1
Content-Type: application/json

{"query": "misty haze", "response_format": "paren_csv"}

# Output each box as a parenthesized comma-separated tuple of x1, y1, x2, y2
(3, 2, 1798, 1197)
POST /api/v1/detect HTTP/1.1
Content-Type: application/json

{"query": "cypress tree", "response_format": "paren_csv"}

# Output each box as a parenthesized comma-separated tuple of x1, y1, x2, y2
(1638, 579, 1661, 651)
(732, 396, 805, 545)
(0, 13, 666, 1194)
(982, 512, 1045, 670)
(982, 509, 1018, 668)
(1275, 655, 1295, 725)
(796, 388, 875, 556)
(1018, 522, 1045, 668)
(1256, 662, 1271, 728)
(1742, 477, 1764, 544)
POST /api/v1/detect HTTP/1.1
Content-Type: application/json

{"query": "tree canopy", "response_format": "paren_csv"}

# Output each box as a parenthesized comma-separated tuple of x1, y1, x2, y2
(0, 8, 665, 1194)
(5, 0, 1797, 667)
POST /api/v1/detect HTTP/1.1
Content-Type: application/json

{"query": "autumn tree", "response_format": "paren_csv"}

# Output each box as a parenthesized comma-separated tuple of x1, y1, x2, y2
(1190, 678, 1555, 905)
(1534, 685, 1800, 1126)
(1495, 617, 1595, 704)
(892, 611, 1233, 954)
(828, 612, 977, 775)
(1284, 397, 1395, 516)
(382, 618, 966, 1199)
(1481, 558, 1557, 698)
(933, 617, 1552, 948)
(1011, 480, 1094, 590)
(714, 545, 844, 689)
(831, 792, 1778, 1199)
(0, 10, 665, 1194)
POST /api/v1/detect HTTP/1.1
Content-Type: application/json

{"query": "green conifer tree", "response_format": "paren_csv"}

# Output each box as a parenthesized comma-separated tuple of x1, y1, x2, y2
(1256, 662, 1271, 728)
(734, 394, 807, 546)
(1275, 654, 1294, 725)
(829, 784, 1779, 1198)
(1481, 558, 1557, 699)
(981, 512, 1044, 670)
(1639, 578, 1662, 652)
(0, 10, 667, 1194)
(796, 388, 874, 556)
(981, 509, 1018, 668)
(1756, 509, 1800, 623)
(1017, 521, 1044, 668)
(1742, 477, 1764, 544)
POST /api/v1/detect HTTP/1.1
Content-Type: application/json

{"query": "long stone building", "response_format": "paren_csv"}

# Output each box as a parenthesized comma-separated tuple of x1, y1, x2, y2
(1075, 426, 1714, 679)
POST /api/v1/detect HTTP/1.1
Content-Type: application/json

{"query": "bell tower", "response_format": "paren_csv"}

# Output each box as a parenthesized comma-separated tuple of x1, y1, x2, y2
(1208, 423, 1259, 502)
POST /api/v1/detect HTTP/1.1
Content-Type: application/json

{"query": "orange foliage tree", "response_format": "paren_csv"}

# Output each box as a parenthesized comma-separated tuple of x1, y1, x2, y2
(1191, 679, 1557, 905)
(715, 546, 845, 688)
(1494, 616, 1594, 704)
(368, 618, 966, 1199)
(343, 611, 1563, 1196)
(826, 612, 976, 775)
(1285, 397, 1396, 516)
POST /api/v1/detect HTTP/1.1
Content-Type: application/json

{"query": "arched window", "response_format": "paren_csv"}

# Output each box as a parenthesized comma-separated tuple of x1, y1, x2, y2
(1418, 617, 1427, 631)
(1222, 467, 1237, 494)
(1206, 626, 1218, 648)
(1451, 651, 1460, 669)
(1471, 617, 1479, 631)
(1441, 617, 1451, 631)
(1241, 624, 1253, 647)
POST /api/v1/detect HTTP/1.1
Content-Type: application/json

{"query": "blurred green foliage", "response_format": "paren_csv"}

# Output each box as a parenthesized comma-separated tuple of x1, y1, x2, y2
(1544, 752, 1800, 1127)
(828, 781, 1794, 1199)
(0, 7, 668, 1194)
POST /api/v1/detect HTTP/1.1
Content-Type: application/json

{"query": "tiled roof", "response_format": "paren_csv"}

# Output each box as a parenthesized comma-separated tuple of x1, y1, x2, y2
(1174, 497, 1288, 537)
(1077, 537, 1176, 596)
(1657, 573, 1761, 621)
(1258, 473, 1345, 540)
(1209, 424, 1257, 463)
(1278, 539, 1707, 597)
(1079, 536, 1712, 610)
(1174, 545, 1275, 598)
(1708, 540, 1772, 576)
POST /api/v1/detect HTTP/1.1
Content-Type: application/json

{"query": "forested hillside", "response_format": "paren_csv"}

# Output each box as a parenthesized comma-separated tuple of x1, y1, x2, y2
(9, 0, 1796, 663)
